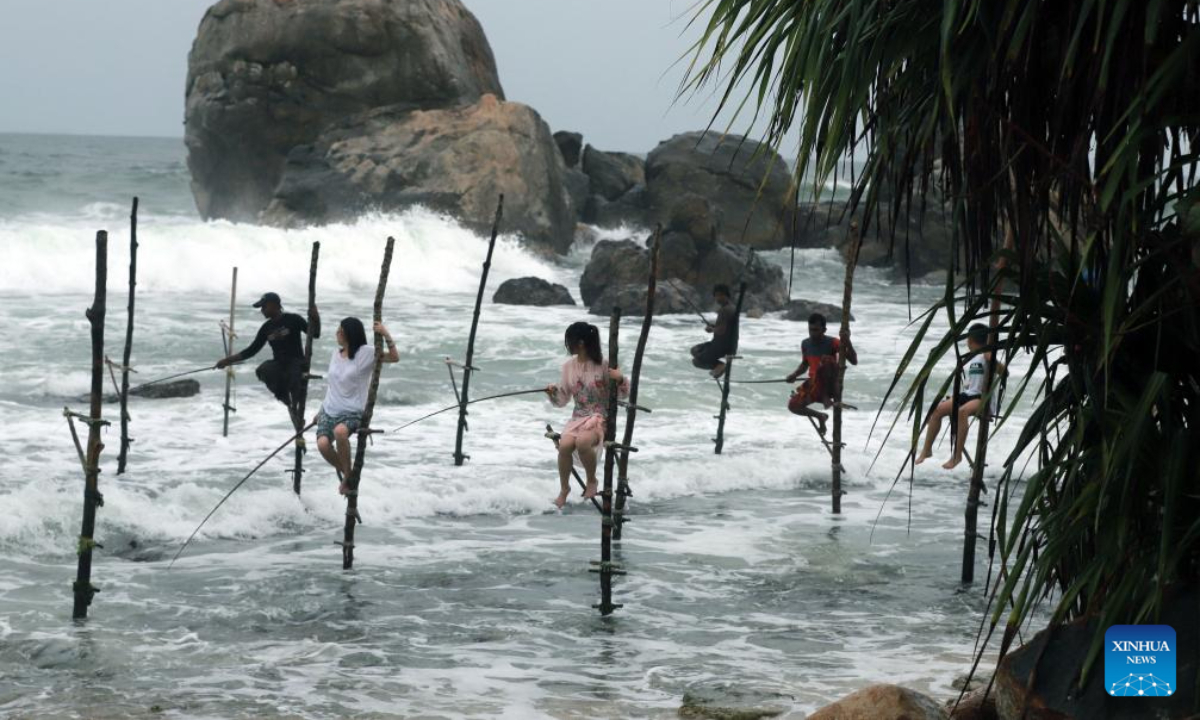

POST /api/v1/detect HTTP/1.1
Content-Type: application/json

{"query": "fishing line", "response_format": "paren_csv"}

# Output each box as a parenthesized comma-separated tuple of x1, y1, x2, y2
(388, 388, 548, 433)
(168, 421, 315, 568)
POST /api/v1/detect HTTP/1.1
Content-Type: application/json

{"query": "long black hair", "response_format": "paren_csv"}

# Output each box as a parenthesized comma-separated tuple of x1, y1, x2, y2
(564, 322, 603, 365)
(340, 317, 368, 360)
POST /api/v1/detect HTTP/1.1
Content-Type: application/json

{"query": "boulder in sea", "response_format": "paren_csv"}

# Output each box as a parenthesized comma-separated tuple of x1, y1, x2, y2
(645, 131, 793, 249)
(582, 184, 649, 228)
(261, 95, 575, 254)
(581, 146, 645, 202)
(808, 684, 948, 720)
(553, 130, 583, 168)
(782, 299, 854, 324)
(99, 379, 201, 401)
(186, 0, 503, 223)
(493, 277, 575, 306)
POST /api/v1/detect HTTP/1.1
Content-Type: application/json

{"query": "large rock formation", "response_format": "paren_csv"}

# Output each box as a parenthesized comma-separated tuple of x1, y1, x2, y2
(645, 132, 794, 249)
(186, 0, 503, 223)
(579, 198, 788, 317)
(261, 95, 575, 253)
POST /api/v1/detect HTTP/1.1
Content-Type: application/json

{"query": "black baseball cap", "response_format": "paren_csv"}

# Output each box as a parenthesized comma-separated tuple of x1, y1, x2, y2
(252, 292, 282, 308)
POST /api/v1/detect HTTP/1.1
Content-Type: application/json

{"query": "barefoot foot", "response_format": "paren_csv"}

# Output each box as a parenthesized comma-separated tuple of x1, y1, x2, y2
(710, 362, 727, 379)
(915, 450, 932, 466)
(553, 491, 569, 509)
(582, 480, 599, 499)
(942, 456, 963, 470)
(816, 412, 829, 436)
(338, 480, 351, 495)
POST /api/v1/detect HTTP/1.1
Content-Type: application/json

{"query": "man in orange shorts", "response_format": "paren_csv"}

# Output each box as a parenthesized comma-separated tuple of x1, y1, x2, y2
(785, 313, 857, 434)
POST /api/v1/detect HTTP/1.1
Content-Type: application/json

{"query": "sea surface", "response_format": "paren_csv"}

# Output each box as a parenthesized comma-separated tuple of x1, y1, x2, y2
(0, 133, 1026, 718)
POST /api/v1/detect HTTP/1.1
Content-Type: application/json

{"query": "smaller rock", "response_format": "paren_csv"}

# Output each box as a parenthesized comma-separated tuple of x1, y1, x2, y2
(782, 300, 854, 324)
(564, 168, 590, 221)
(582, 146, 646, 201)
(945, 688, 998, 720)
(808, 684, 947, 720)
(493, 277, 575, 306)
(130, 379, 201, 400)
(679, 685, 792, 720)
(583, 184, 648, 228)
(553, 130, 584, 168)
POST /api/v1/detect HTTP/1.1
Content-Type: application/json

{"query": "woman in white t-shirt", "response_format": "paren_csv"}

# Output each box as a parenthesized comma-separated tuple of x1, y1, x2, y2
(315, 317, 399, 494)
(915, 323, 1004, 470)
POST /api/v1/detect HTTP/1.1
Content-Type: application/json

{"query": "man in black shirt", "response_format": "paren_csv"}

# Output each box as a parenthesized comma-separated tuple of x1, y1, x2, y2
(691, 284, 738, 379)
(217, 292, 320, 426)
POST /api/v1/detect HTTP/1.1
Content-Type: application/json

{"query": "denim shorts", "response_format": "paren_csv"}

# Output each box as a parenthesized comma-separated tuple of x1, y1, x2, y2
(316, 410, 362, 441)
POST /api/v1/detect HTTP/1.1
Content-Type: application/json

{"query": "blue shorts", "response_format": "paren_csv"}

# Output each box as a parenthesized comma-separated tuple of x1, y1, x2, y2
(316, 410, 361, 441)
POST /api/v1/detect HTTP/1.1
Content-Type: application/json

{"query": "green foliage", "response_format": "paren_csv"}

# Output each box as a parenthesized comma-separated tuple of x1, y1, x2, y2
(687, 0, 1200, 692)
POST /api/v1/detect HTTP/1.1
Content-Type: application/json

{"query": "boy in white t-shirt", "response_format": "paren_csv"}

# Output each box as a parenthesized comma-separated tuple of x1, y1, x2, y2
(915, 323, 1004, 470)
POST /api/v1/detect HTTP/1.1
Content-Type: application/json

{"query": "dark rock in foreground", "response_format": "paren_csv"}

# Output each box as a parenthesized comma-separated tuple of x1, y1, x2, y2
(262, 95, 575, 254)
(132, 379, 201, 400)
(994, 585, 1197, 719)
(186, 0, 503, 223)
(782, 299, 854, 324)
(678, 684, 791, 719)
(493, 277, 575, 306)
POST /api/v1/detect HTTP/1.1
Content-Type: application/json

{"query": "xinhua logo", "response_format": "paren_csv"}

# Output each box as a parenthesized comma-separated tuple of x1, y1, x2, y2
(1105, 625, 1176, 697)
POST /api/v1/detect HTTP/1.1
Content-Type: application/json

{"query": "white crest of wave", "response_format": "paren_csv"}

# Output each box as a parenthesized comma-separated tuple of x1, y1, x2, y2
(0, 207, 564, 296)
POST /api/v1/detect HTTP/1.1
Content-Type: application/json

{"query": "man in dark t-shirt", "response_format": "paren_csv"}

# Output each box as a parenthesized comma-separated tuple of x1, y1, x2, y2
(217, 292, 320, 426)
(691, 284, 739, 379)
(786, 312, 857, 434)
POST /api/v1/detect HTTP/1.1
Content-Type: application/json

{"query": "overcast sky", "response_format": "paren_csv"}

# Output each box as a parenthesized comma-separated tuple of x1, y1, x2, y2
(0, 0, 752, 154)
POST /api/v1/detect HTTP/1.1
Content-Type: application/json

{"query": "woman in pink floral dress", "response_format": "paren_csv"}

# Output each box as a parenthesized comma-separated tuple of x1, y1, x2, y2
(545, 322, 629, 508)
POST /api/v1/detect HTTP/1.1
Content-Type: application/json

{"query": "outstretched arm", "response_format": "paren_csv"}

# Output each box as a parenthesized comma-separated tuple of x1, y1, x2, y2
(218, 323, 267, 368)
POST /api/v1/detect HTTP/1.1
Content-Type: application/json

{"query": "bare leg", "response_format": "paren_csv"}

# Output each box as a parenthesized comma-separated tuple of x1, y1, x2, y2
(917, 400, 952, 465)
(792, 402, 829, 435)
(944, 400, 981, 469)
(317, 436, 338, 470)
(334, 424, 353, 494)
(578, 430, 601, 498)
(555, 437, 576, 508)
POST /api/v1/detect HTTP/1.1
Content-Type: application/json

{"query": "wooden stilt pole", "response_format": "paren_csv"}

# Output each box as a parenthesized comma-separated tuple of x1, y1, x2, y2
(291, 242, 320, 495)
(713, 282, 747, 454)
(116, 198, 138, 475)
(73, 230, 108, 620)
(831, 222, 861, 514)
(595, 307, 623, 615)
(454, 195, 504, 466)
(614, 227, 661, 542)
(962, 227, 1012, 583)
(340, 237, 395, 570)
(222, 268, 238, 437)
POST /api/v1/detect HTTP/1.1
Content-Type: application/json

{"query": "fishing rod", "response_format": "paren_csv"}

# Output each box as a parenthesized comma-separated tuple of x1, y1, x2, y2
(665, 279, 711, 327)
(131, 363, 235, 392)
(168, 421, 315, 568)
(389, 388, 548, 433)
(733, 378, 793, 385)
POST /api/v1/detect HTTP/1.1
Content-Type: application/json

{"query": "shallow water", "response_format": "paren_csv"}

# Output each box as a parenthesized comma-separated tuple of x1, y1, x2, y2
(0, 134, 1022, 718)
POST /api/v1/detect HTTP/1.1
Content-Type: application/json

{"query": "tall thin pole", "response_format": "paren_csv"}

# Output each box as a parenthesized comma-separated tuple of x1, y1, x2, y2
(614, 227, 661, 541)
(455, 195, 504, 466)
(597, 307, 622, 615)
(963, 226, 1012, 583)
(116, 198, 138, 475)
(832, 222, 861, 514)
(73, 230, 108, 620)
(341, 237, 395, 570)
(222, 268, 238, 437)
(292, 242, 320, 495)
(713, 282, 747, 454)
